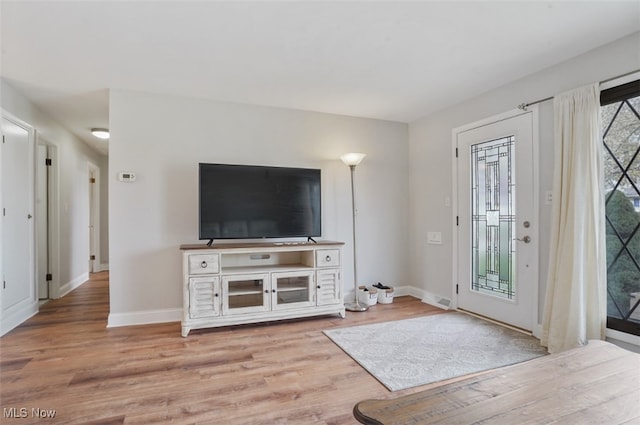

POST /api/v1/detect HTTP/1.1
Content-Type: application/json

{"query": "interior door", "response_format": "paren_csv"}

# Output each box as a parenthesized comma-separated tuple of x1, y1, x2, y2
(1, 115, 36, 316)
(456, 110, 537, 331)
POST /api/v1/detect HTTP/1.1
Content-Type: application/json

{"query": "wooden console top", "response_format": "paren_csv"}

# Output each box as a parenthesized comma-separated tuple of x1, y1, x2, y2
(180, 240, 344, 250)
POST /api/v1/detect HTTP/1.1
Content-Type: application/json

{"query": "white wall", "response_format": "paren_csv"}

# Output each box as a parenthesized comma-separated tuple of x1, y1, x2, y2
(108, 90, 409, 324)
(408, 32, 640, 323)
(1, 80, 108, 296)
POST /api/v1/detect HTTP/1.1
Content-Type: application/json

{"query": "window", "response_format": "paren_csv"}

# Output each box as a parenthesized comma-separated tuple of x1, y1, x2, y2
(601, 79, 640, 336)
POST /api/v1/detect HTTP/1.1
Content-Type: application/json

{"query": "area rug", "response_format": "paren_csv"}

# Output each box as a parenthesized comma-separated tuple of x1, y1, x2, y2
(323, 312, 548, 391)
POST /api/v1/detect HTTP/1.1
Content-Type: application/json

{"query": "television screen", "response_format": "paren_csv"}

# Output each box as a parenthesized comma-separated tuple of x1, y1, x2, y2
(199, 163, 321, 240)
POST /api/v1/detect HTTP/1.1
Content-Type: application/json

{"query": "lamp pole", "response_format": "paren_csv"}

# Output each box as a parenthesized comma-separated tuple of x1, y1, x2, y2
(341, 153, 368, 312)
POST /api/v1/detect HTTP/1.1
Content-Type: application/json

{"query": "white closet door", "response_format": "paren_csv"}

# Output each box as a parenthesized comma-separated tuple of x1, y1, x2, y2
(1, 115, 36, 332)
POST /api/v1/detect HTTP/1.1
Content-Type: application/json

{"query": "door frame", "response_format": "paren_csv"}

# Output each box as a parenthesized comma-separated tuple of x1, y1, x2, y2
(35, 135, 61, 299)
(36, 143, 49, 300)
(88, 161, 100, 273)
(451, 107, 540, 335)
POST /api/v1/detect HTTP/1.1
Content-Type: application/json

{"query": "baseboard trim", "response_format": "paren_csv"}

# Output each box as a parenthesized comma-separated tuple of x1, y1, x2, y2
(107, 308, 182, 328)
(344, 284, 419, 303)
(395, 285, 423, 299)
(59, 272, 89, 298)
(0, 301, 38, 337)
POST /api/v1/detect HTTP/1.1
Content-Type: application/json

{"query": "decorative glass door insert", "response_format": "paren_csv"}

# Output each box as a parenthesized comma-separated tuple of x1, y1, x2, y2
(470, 135, 516, 300)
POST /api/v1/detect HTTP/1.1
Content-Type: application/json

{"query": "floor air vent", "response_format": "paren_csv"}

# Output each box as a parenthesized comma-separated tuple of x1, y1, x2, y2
(421, 294, 452, 310)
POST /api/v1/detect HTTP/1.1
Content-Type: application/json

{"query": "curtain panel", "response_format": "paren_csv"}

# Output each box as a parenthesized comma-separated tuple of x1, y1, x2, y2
(541, 83, 607, 354)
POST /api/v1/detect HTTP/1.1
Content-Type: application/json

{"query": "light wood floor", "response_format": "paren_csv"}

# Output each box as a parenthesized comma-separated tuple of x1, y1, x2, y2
(0, 272, 448, 425)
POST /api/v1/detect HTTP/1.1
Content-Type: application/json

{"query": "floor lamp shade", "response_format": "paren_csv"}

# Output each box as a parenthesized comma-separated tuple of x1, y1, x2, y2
(340, 153, 366, 167)
(341, 153, 368, 312)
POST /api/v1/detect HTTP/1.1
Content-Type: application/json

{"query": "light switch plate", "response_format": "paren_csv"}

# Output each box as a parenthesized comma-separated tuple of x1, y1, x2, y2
(427, 232, 442, 245)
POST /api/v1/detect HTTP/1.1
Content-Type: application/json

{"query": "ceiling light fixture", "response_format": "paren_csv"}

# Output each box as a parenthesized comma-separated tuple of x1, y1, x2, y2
(91, 128, 110, 139)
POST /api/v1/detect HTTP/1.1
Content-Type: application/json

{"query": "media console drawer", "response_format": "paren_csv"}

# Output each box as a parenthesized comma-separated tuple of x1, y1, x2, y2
(316, 249, 340, 268)
(188, 253, 220, 275)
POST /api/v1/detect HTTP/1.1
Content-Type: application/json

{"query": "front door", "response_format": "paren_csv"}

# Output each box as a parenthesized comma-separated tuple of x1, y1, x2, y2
(456, 110, 538, 331)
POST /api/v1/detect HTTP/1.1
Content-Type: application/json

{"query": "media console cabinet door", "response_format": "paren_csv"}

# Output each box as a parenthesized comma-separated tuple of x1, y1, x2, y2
(188, 276, 221, 319)
(316, 269, 341, 305)
(271, 270, 315, 310)
(222, 273, 270, 315)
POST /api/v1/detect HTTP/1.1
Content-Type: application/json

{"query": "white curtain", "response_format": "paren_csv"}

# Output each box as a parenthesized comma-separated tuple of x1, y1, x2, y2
(541, 83, 607, 354)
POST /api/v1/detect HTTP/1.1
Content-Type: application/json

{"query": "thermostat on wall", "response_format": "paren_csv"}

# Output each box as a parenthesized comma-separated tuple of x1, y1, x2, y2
(118, 172, 136, 182)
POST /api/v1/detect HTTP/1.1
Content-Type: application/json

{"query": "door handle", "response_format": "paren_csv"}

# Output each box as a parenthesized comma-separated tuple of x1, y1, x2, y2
(516, 236, 531, 243)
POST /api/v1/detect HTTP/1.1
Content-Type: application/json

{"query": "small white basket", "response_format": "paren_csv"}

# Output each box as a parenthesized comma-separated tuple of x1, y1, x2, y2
(377, 287, 394, 304)
(358, 286, 378, 306)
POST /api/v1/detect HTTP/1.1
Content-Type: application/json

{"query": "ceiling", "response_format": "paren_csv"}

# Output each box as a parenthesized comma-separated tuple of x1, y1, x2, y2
(2, 1, 639, 156)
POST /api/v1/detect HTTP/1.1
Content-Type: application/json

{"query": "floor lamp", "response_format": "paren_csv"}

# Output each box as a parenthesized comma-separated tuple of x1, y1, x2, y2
(341, 153, 369, 312)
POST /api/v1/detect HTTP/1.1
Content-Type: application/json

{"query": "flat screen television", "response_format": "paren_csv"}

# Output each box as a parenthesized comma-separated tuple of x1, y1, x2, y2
(199, 163, 321, 241)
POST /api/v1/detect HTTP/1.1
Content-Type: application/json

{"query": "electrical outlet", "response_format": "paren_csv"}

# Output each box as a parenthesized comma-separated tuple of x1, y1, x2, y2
(545, 191, 553, 205)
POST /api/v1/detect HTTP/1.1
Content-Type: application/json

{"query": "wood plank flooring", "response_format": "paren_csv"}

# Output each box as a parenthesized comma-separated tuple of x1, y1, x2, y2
(0, 272, 448, 425)
(353, 340, 640, 424)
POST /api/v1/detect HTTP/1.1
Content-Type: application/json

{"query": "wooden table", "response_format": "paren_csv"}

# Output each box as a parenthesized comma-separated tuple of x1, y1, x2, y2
(354, 340, 640, 425)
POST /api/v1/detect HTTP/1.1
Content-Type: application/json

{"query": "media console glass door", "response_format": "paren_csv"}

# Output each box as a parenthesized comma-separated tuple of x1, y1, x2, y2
(222, 273, 270, 315)
(271, 271, 315, 310)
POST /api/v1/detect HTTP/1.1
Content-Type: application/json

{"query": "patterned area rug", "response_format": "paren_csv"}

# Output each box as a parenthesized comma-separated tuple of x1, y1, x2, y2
(323, 312, 548, 391)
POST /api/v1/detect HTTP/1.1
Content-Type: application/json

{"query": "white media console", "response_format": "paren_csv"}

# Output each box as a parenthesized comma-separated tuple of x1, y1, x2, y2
(180, 241, 345, 336)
